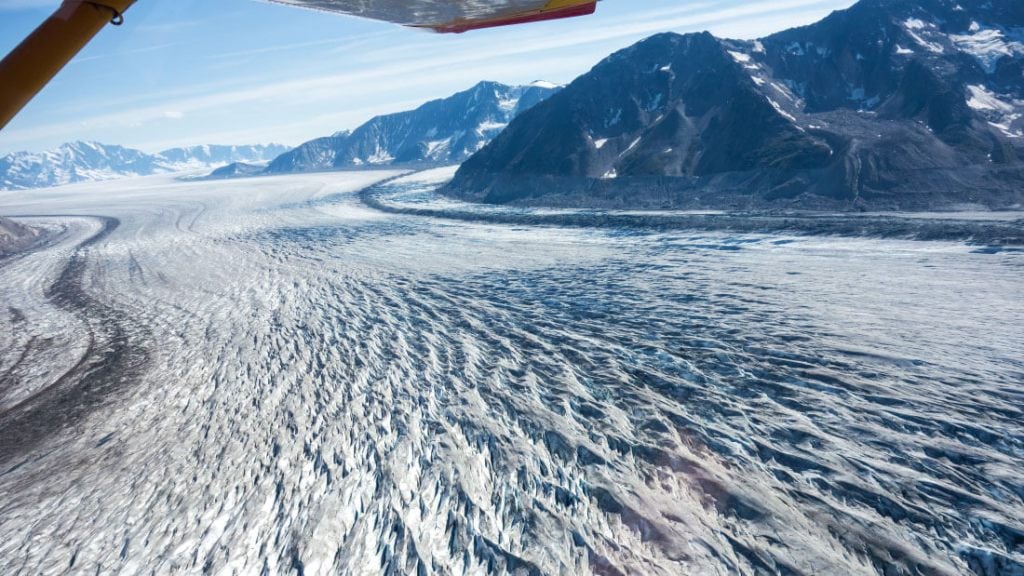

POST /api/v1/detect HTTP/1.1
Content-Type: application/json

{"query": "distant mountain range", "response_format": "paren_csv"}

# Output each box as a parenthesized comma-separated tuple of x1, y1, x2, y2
(446, 0, 1024, 210)
(263, 81, 559, 174)
(0, 142, 289, 191)
(0, 80, 556, 191)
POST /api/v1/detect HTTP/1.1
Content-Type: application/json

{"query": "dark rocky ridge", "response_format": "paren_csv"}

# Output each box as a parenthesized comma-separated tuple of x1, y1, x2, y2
(361, 176, 1024, 246)
(0, 216, 41, 257)
(445, 0, 1024, 210)
(207, 162, 266, 179)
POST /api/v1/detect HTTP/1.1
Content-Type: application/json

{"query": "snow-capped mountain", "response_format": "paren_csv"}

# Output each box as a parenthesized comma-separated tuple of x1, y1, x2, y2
(265, 81, 559, 174)
(447, 0, 1024, 210)
(747, 0, 1024, 139)
(154, 144, 291, 171)
(0, 141, 290, 190)
(1, 142, 158, 191)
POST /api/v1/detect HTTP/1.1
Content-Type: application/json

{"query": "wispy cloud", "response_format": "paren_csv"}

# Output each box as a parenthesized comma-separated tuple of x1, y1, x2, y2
(69, 42, 188, 64)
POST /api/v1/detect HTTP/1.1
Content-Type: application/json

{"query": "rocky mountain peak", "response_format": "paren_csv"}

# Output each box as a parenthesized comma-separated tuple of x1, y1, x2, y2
(445, 0, 1024, 210)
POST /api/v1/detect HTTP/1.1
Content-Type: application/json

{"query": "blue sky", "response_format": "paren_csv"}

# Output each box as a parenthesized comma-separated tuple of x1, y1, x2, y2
(0, 0, 854, 155)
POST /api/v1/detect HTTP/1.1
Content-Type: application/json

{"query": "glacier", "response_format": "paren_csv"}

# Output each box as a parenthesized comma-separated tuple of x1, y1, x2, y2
(0, 172, 1022, 575)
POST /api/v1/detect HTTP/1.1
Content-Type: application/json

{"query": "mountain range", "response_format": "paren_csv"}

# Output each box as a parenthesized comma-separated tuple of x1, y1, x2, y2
(0, 142, 289, 191)
(446, 0, 1024, 210)
(0, 80, 556, 191)
(263, 81, 559, 174)
(7, 0, 1023, 211)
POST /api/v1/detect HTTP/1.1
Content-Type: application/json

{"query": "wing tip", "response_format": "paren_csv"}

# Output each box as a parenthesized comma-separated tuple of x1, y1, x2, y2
(415, 0, 597, 34)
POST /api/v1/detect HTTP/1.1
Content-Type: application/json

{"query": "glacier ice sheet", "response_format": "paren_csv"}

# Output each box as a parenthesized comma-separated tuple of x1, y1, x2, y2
(0, 172, 1022, 575)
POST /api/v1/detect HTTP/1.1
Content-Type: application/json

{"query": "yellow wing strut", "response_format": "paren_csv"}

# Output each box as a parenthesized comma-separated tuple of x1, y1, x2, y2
(0, 0, 136, 131)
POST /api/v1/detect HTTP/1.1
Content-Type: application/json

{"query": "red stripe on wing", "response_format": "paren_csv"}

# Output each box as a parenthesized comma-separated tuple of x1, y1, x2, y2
(425, 2, 596, 34)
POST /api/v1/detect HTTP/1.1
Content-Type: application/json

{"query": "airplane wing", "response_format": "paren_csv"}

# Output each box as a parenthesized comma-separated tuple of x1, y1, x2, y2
(264, 0, 598, 33)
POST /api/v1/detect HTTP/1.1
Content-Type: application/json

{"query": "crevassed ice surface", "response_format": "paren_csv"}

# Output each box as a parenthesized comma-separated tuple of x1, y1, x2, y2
(0, 171, 1022, 576)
